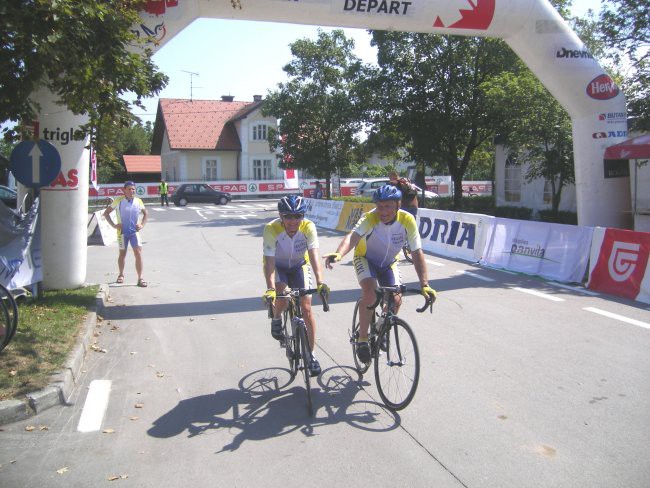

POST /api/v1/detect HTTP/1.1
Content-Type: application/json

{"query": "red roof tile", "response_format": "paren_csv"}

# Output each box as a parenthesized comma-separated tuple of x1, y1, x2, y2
(123, 155, 161, 173)
(158, 99, 254, 150)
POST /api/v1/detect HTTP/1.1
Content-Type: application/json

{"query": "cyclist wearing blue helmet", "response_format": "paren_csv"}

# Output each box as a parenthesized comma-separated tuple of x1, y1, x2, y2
(325, 185, 436, 363)
(262, 195, 329, 376)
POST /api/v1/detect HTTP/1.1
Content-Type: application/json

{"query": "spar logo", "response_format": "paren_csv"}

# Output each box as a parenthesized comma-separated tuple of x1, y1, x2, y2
(608, 241, 640, 282)
(586, 74, 620, 100)
(432, 0, 495, 30)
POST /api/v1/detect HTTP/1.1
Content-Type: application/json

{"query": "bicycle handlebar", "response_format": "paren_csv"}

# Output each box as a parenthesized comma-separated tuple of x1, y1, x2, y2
(366, 285, 435, 314)
(265, 288, 330, 314)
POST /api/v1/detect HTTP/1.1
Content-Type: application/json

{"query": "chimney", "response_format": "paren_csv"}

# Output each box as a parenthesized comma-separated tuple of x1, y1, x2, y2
(221, 95, 234, 102)
(253, 95, 262, 102)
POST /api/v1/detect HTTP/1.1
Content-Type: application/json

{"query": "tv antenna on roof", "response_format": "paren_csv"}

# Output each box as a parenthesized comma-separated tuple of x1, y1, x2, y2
(181, 70, 201, 101)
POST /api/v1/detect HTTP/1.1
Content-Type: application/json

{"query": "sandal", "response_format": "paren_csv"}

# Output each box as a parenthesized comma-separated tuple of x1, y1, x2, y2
(137, 279, 148, 288)
(116, 275, 124, 284)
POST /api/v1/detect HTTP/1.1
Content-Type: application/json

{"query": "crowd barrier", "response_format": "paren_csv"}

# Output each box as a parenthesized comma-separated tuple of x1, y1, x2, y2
(305, 198, 650, 305)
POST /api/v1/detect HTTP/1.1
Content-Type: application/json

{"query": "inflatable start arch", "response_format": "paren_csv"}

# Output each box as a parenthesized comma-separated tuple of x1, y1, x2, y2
(33, 0, 629, 288)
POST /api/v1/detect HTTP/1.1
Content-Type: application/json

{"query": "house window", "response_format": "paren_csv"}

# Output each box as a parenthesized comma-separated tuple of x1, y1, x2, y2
(252, 124, 268, 141)
(504, 155, 521, 203)
(203, 158, 220, 181)
(543, 179, 552, 204)
(253, 159, 272, 180)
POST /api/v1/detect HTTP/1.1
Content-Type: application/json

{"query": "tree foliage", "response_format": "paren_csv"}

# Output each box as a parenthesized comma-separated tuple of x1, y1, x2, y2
(0, 0, 167, 154)
(485, 67, 575, 216)
(262, 29, 366, 197)
(366, 32, 519, 208)
(597, 0, 649, 130)
(98, 120, 154, 183)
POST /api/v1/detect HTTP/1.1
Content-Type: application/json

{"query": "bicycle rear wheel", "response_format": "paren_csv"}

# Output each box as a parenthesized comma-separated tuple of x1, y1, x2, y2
(297, 324, 313, 416)
(0, 299, 11, 352)
(374, 318, 420, 410)
(0, 284, 17, 349)
(351, 299, 370, 374)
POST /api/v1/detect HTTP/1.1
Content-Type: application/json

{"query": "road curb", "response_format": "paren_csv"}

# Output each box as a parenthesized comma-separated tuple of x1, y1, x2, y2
(0, 284, 109, 426)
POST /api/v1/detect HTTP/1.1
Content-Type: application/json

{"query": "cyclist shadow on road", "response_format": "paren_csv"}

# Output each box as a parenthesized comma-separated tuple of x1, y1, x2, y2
(147, 365, 400, 453)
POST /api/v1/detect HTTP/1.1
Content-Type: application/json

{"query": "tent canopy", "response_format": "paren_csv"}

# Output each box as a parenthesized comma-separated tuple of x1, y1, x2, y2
(604, 133, 650, 160)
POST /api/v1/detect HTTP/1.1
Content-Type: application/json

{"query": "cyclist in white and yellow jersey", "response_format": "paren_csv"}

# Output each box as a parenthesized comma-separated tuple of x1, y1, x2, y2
(325, 185, 437, 363)
(262, 195, 329, 376)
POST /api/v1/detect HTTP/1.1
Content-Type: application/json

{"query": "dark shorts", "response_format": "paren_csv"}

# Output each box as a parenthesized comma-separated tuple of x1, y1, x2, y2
(353, 256, 401, 287)
(276, 262, 312, 289)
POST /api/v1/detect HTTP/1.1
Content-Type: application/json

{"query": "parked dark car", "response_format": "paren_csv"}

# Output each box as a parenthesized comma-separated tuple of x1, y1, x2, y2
(0, 185, 17, 208)
(171, 183, 232, 206)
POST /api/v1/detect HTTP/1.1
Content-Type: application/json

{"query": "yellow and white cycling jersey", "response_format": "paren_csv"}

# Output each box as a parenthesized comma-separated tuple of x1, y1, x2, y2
(263, 218, 319, 269)
(353, 209, 421, 268)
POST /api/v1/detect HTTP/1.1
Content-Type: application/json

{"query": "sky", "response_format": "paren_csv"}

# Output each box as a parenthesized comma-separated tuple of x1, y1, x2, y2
(133, 0, 597, 125)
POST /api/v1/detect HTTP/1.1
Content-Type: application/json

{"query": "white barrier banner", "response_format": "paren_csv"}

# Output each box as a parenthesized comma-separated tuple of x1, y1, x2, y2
(304, 198, 344, 230)
(418, 209, 493, 262)
(0, 199, 42, 289)
(480, 218, 593, 283)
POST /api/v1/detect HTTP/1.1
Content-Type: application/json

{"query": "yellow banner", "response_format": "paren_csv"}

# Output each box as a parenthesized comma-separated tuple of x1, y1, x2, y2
(336, 202, 375, 232)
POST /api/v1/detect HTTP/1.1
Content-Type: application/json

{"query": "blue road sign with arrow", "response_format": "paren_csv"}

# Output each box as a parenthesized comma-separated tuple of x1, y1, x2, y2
(10, 140, 62, 188)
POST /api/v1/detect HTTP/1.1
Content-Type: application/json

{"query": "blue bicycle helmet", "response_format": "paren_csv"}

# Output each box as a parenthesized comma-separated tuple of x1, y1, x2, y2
(373, 185, 402, 202)
(278, 195, 307, 214)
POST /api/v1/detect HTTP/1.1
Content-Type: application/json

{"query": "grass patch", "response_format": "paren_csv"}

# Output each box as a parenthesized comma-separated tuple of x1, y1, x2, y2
(0, 285, 99, 401)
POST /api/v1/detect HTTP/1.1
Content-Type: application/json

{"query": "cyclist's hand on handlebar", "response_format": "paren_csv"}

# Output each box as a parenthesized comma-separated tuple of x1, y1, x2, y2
(317, 282, 330, 297)
(324, 252, 342, 269)
(262, 288, 276, 304)
(421, 285, 437, 302)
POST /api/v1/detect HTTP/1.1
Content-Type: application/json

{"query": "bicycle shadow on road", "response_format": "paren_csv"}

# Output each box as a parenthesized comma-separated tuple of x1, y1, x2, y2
(146, 365, 400, 453)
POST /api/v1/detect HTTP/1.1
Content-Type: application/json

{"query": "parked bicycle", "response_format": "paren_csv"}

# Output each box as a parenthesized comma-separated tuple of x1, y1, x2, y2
(266, 288, 329, 416)
(350, 285, 434, 410)
(0, 283, 19, 353)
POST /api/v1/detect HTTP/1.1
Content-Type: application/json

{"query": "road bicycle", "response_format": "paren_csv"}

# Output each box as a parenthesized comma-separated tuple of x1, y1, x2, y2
(267, 288, 329, 416)
(350, 285, 434, 410)
(0, 283, 19, 353)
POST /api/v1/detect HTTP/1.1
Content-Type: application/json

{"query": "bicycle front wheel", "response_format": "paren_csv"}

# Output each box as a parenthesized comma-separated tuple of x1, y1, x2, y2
(402, 246, 413, 264)
(351, 299, 370, 374)
(374, 318, 420, 410)
(297, 324, 313, 416)
(283, 311, 298, 377)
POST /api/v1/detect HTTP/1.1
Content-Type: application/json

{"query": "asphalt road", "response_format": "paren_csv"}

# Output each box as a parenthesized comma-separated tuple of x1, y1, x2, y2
(1, 200, 649, 487)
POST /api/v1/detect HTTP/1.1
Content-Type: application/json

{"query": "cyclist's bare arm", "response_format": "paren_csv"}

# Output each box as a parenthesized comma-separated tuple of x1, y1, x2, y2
(325, 232, 361, 269)
(411, 248, 430, 286)
(308, 248, 325, 284)
(263, 255, 276, 289)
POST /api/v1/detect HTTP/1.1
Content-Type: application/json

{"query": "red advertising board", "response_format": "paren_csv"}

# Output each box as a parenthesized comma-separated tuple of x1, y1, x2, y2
(588, 228, 650, 301)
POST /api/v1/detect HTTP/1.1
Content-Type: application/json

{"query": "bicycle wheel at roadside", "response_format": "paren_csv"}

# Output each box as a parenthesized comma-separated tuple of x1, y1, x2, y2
(0, 284, 18, 352)
(374, 317, 420, 410)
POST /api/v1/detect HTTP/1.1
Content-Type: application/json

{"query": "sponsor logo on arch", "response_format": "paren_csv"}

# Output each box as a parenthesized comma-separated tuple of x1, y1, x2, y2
(586, 74, 620, 100)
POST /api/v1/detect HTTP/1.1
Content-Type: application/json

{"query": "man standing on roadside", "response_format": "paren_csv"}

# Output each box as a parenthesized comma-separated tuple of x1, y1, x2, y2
(103, 181, 148, 287)
(159, 179, 169, 206)
(388, 171, 418, 219)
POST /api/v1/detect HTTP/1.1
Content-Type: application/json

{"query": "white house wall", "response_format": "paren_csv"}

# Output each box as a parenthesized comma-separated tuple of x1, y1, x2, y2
(495, 144, 577, 214)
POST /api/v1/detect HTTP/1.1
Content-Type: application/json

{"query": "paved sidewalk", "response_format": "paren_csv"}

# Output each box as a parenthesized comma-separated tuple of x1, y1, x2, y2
(0, 284, 109, 426)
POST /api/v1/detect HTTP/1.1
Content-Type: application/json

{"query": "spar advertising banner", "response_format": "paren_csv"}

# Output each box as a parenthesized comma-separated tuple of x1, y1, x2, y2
(304, 198, 344, 230)
(418, 209, 493, 262)
(480, 218, 594, 283)
(587, 227, 650, 303)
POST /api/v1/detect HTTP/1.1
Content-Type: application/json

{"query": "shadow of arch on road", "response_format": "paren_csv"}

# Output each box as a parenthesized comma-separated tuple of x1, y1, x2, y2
(147, 365, 399, 452)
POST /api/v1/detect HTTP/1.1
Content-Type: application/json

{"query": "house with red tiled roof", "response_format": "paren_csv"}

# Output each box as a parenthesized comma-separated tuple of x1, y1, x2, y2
(122, 155, 162, 183)
(151, 96, 278, 183)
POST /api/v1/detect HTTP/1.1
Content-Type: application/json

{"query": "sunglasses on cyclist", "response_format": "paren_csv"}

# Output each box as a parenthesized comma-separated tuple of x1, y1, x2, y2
(282, 213, 304, 220)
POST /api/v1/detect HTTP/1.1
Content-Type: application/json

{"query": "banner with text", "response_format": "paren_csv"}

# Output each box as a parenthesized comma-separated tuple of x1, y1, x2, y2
(418, 209, 493, 262)
(480, 218, 593, 283)
(304, 198, 344, 230)
(337, 202, 375, 232)
(0, 199, 42, 289)
(587, 227, 650, 303)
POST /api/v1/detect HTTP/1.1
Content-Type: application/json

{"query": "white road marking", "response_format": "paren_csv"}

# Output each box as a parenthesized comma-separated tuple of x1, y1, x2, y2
(196, 209, 208, 220)
(512, 287, 565, 302)
(170, 207, 184, 211)
(426, 259, 445, 267)
(548, 282, 600, 296)
(457, 270, 495, 282)
(583, 307, 650, 330)
(150, 208, 166, 212)
(77, 380, 112, 433)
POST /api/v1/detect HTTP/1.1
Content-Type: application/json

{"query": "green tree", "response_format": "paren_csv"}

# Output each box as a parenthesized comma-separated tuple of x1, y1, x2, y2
(598, 0, 649, 130)
(262, 29, 366, 198)
(366, 32, 520, 209)
(0, 0, 167, 155)
(486, 67, 575, 216)
(98, 120, 154, 183)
